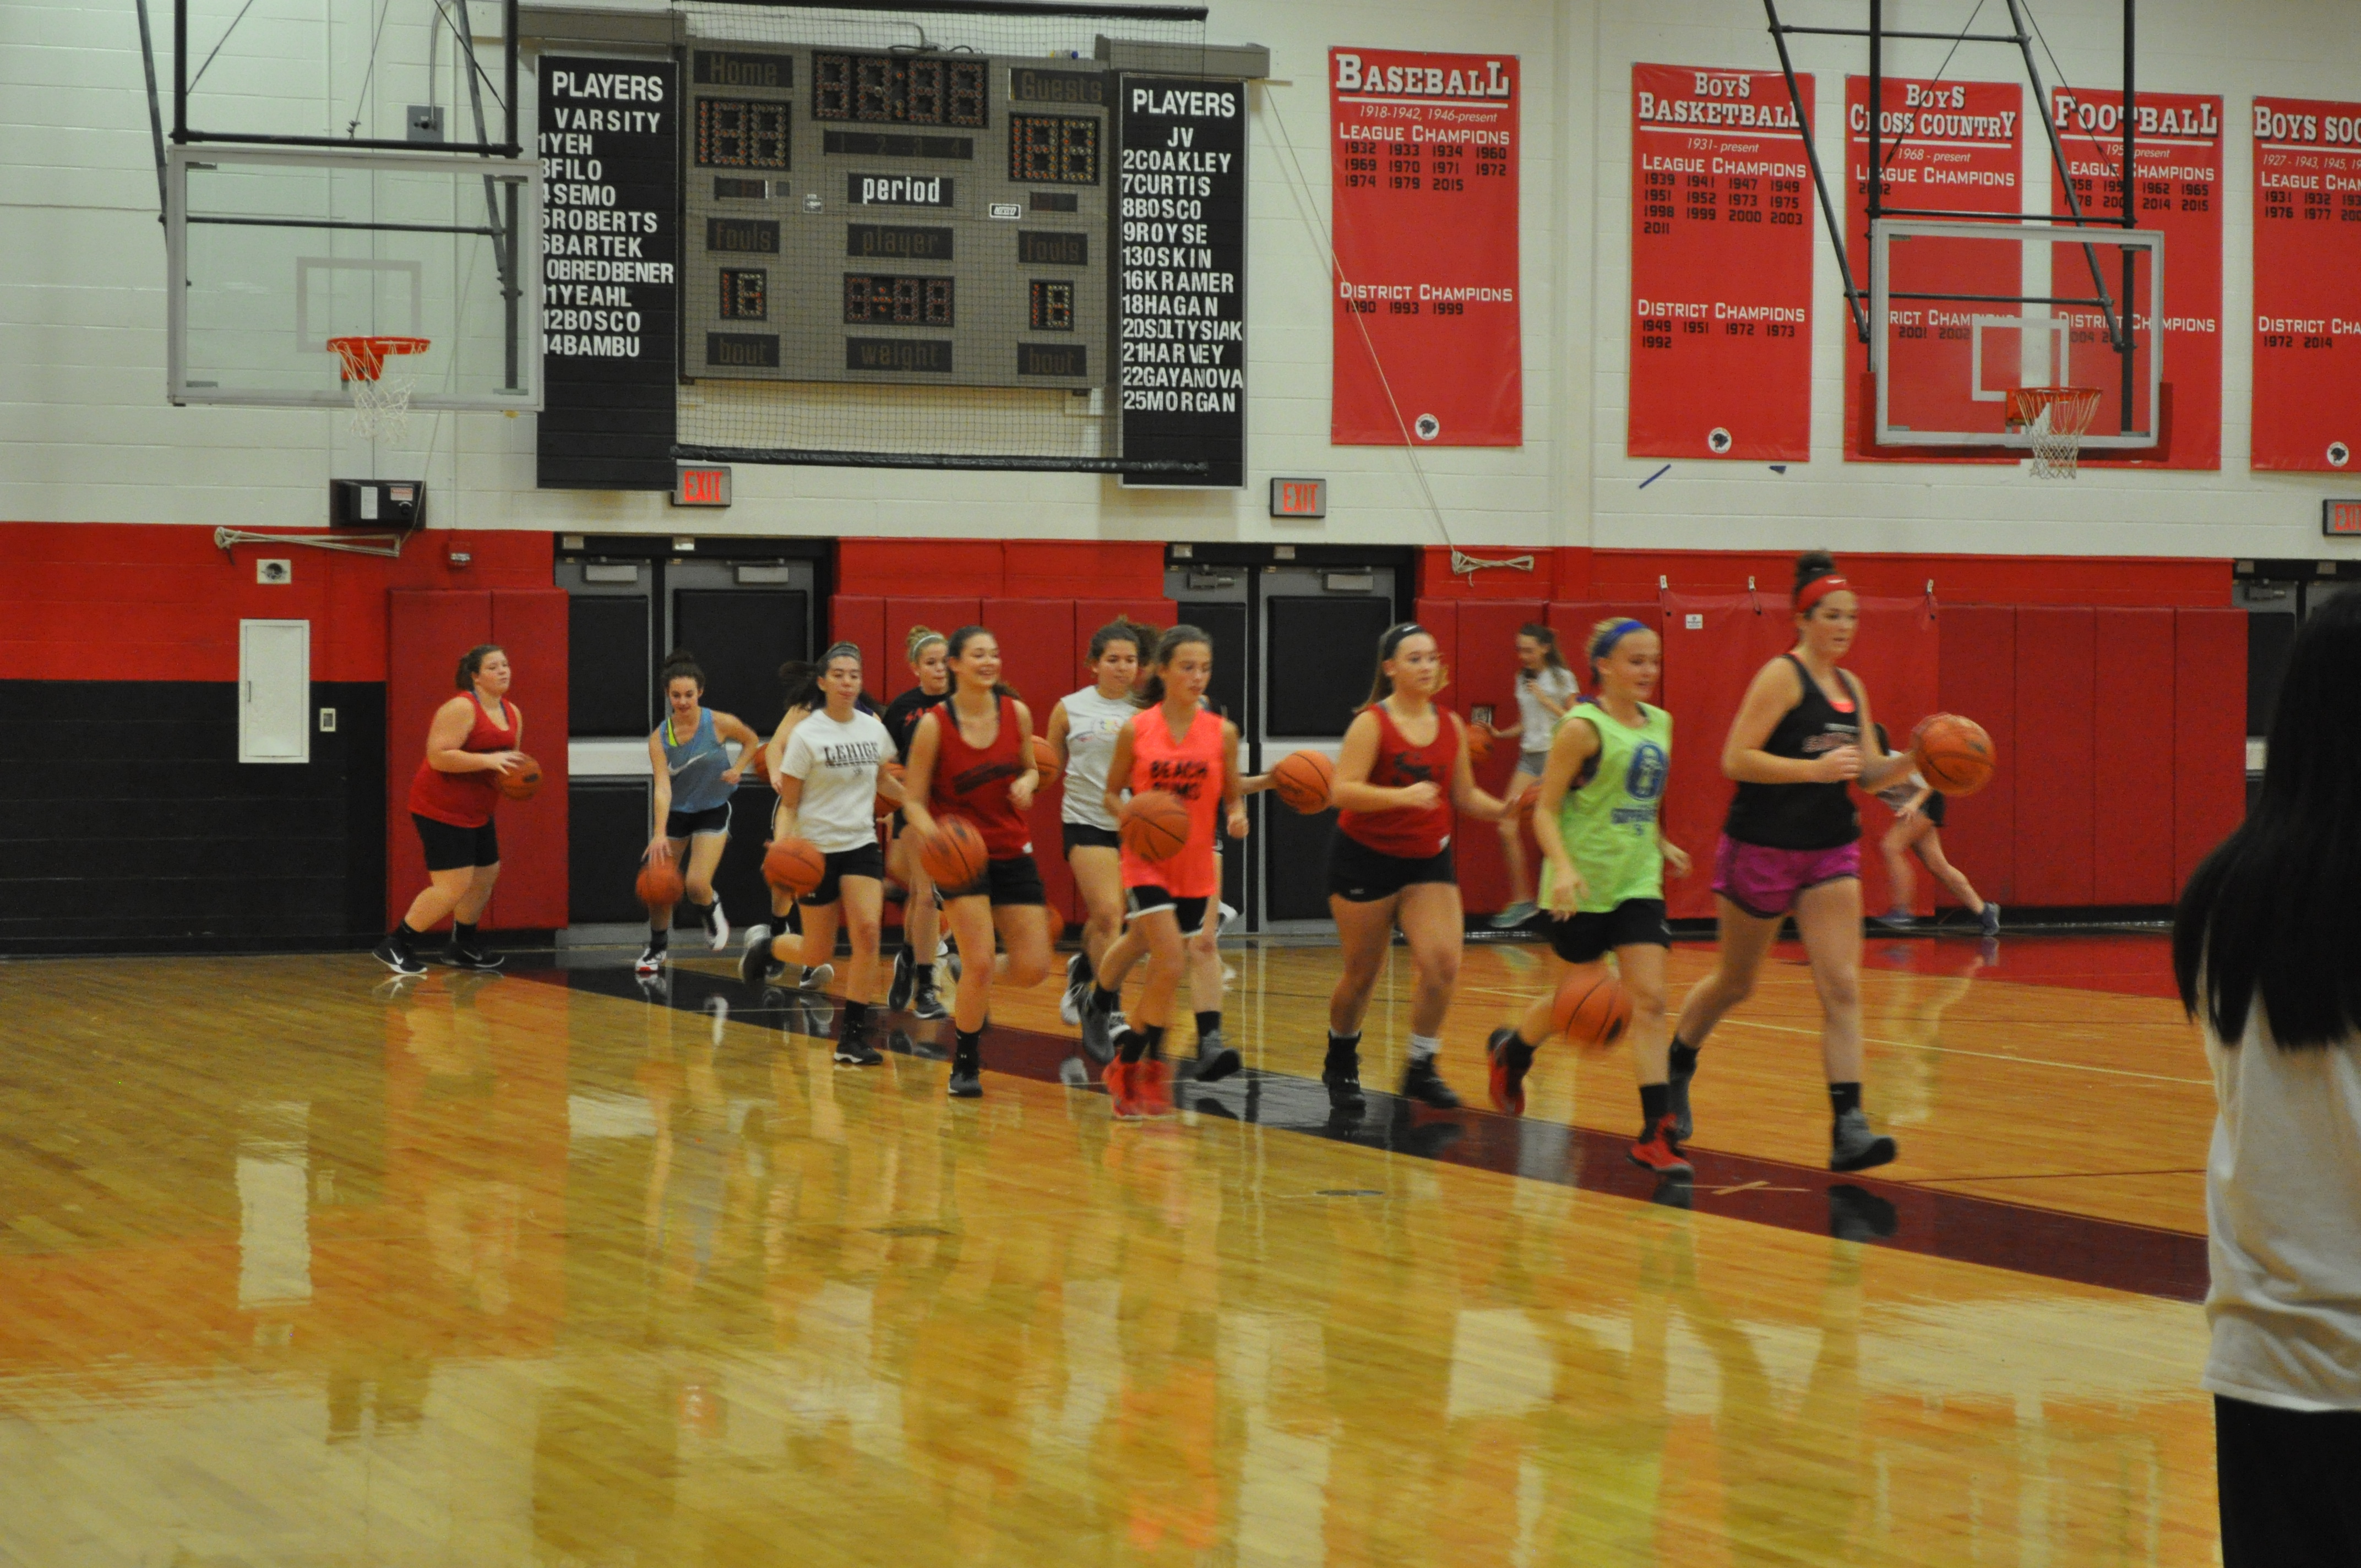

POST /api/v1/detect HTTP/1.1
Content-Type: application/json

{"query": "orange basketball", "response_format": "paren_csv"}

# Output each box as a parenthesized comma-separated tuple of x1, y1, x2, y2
(920, 816, 989, 887)
(763, 836, 826, 897)
(1120, 790, 1190, 863)
(636, 856, 684, 909)
(873, 759, 905, 819)
(1464, 724, 1495, 767)
(497, 754, 542, 802)
(1270, 749, 1335, 814)
(1913, 713, 1996, 797)
(1512, 782, 1541, 842)
(1029, 735, 1063, 792)
(1551, 969, 1633, 1051)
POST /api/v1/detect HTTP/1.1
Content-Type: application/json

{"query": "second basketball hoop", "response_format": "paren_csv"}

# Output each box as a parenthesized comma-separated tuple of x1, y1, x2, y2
(328, 335, 431, 441)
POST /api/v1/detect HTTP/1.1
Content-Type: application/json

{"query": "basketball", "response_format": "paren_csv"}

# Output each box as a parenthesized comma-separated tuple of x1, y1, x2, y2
(1464, 724, 1494, 767)
(635, 856, 684, 909)
(874, 758, 905, 818)
(1551, 969, 1633, 1051)
(1120, 790, 1190, 862)
(920, 816, 989, 887)
(763, 836, 826, 897)
(1512, 782, 1540, 841)
(1270, 749, 1335, 814)
(1029, 734, 1062, 792)
(497, 754, 542, 802)
(1914, 713, 1996, 796)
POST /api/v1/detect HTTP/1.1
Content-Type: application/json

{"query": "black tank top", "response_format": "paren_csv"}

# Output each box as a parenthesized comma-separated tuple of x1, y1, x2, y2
(1723, 655, 1863, 850)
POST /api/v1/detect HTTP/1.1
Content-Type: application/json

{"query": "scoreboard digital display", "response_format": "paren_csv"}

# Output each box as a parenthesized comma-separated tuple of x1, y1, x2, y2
(683, 39, 1102, 388)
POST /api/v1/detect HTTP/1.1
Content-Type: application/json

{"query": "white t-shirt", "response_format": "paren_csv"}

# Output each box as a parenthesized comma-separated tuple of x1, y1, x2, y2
(1516, 666, 1577, 755)
(781, 708, 893, 854)
(2204, 1015, 2361, 1411)
(1060, 685, 1138, 831)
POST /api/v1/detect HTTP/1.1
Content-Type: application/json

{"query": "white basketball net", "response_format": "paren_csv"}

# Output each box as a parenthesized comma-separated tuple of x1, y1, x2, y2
(329, 336, 429, 441)
(2006, 386, 2103, 480)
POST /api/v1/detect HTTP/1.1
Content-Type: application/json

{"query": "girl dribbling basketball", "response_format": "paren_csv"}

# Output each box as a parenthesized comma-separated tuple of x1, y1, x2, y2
(1046, 620, 1145, 1027)
(376, 644, 527, 976)
(636, 651, 761, 976)
(901, 625, 1053, 1098)
(1484, 619, 1693, 1173)
(1871, 722, 2001, 938)
(1096, 627, 1248, 1118)
(1323, 623, 1508, 1110)
(1669, 551, 1915, 1172)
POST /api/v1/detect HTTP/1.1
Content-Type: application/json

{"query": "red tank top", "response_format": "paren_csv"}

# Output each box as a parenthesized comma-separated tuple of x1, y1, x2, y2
(927, 693, 1031, 858)
(407, 695, 514, 827)
(1119, 705, 1223, 897)
(1335, 701, 1456, 858)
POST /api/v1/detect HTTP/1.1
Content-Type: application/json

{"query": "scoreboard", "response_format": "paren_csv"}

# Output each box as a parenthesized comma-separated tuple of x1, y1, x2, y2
(682, 42, 1109, 390)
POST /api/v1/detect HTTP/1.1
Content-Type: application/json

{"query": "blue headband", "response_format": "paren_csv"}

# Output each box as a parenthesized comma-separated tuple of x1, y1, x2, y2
(1589, 619, 1647, 661)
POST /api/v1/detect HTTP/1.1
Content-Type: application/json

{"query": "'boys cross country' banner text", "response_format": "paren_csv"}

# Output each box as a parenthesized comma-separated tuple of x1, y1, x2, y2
(1627, 63, 1815, 461)
(1330, 49, 1521, 447)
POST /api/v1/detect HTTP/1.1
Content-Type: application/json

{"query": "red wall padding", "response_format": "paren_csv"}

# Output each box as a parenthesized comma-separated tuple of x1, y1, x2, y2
(1934, 606, 2017, 905)
(2174, 607, 2247, 889)
(385, 589, 569, 930)
(2013, 608, 2098, 906)
(2093, 607, 2178, 905)
(831, 597, 889, 701)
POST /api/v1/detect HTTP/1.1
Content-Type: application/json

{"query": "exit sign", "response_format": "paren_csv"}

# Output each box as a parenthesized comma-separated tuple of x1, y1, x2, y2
(673, 465, 732, 507)
(1270, 477, 1326, 518)
(2327, 499, 2361, 536)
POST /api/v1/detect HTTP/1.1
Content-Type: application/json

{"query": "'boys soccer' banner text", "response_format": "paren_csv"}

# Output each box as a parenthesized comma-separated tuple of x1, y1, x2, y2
(2251, 97, 2361, 473)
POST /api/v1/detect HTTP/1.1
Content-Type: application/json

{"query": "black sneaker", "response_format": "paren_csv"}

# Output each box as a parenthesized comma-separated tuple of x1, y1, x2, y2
(794, 962, 835, 992)
(1831, 1108, 1898, 1173)
(888, 946, 916, 1010)
(1187, 1027, 1241, 1083)
(372, 937, 426, 977)
(1059, 950, 1091, 1025)
(947, 1045, 983, 1099)
(911, 976, 949, 1021)
(1400, 1057, 1462, 1109)
(1080, 999, 1122, 1064)
(635, 944, 667, 976)
(1667, 1050, 1698, 1141)
(738, 925, 776, 987)
(833, 1022, 884, 1068)
(1321, 1045, 1367, 1113)
(442, 943, 504, 972)
(1486, 1027, 1535, 1116)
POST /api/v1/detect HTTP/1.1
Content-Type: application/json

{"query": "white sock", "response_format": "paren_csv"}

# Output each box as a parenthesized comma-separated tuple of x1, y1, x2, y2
(1408, 1033, 1440, 1063)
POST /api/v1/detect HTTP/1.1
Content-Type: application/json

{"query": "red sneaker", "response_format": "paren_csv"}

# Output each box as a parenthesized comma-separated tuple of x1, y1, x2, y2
(1136, 1058, 1174, 1118)
(1628, 1114, 1693, 1176)
(1106, 1059, 1143, 1120)
(1486, 1027, 1534, 1117)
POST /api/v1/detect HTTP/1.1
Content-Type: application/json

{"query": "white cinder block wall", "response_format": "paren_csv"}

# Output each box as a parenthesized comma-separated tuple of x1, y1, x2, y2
(2, 0, 2355, 562)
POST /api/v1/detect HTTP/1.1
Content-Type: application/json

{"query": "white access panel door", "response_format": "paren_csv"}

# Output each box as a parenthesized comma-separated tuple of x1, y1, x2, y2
(239, 619, 311, 764)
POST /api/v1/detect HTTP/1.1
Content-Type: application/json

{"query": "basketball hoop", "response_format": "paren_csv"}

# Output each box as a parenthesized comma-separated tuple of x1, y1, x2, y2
(2004, 386, 2104, 480)
(327, 335, 431, 440)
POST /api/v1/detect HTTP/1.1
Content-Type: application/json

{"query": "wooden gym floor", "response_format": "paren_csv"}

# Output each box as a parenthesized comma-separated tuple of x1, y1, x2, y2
(0, 930, 2218, 1565)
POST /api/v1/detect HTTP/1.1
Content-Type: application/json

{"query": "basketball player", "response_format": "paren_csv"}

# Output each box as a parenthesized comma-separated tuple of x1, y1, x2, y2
(1484, 619, 1694, 1174)
(635, 651, 761, 976)
(881, 628, 953, 1019)
(737, 661, 824, 988)
(1046, 620, 1144, 1026)
(1668, 551, 1914, 1172)
(766, 643, 896, 1066)
(900, 625, 1052, 1098)
(1322, 623, 1508, 1110)
(1870, 722, 2001, 937)
(376, 643, 526, 976)
(1487, 623, 1577, 928)
(1095, 627, 1247, 1118)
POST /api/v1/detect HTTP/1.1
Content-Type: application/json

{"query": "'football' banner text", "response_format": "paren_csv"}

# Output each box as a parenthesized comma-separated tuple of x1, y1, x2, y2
(2251, 97, 2361, 473)
(1330, 48, 1521, 447)
(1627, 64, 1814, 461)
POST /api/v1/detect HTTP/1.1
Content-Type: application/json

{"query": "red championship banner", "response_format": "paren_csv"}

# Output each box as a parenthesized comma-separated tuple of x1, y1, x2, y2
(1330, 48, 1521, 446)
(1626, 64, 1815, 461)
(2251, 98, 2361, 472)
(1844, 77, 2023, 461)
(2050, 89, 2223, 469)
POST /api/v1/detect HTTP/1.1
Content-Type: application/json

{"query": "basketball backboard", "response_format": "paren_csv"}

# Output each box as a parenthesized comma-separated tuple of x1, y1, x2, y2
(166, 144, 543, 412)
(1870, 219, 2163, 451)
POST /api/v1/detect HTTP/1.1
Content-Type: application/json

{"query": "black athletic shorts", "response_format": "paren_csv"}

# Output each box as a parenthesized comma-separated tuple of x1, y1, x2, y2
(1063, 821, 1122, 854)
(1125, 883, 1209, 932)
(941, 854, 1046, 907)
(1923, 791, 1947, 829)
(1326, 833, 1456, 903)
(665, 801, 732, 840)
(802, 842, 885, 907)
(414, 813, 499, 872)
(1548, 897, 1670, 965)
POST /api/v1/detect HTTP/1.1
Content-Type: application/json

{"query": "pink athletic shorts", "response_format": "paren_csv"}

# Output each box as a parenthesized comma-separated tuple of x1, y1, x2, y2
(1711, 834, 1860, 919)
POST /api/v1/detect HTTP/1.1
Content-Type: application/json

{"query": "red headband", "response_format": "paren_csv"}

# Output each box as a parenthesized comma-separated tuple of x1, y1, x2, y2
(1796, 574, 1850, 614)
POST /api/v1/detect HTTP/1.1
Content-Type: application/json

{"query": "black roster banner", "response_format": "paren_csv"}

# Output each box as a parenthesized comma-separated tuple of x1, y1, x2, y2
(1117, 77, 1246, 488)
(537, 55, 680, 491)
